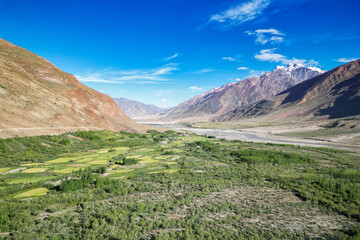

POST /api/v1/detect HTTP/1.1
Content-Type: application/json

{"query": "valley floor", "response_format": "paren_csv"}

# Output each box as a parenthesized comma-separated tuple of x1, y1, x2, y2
(139, 116, 360, 151)
(0, 130, 359, 239)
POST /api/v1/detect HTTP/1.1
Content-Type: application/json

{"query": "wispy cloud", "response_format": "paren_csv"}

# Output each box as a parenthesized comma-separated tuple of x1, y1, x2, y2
(255, 48, 319, 67)
(75, 74, 123, 84)
(193, 69, 214, 74)
(161, 99, 167, 103)
(245, 28, 285, 45)
(222, 57, 238, 62)
(335, 58, 359, 63)
(237, 67, 249, 70)
(163, 53, 178, 61)
(188, 86, 203, 92)
(248, 69, 266, 77)
(76, 63, 179, 85)
(210, 0, 271, 27)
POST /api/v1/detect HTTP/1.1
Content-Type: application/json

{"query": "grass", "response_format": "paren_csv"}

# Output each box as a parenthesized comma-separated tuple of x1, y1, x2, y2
(162, 161, 177, 165)
(89, 160, 109, 165)
(76, 157, 97, 163)
(22, 168, 48, 173)
(111, 147, 130, 153)
(53, 167, 81, 174)
(154, 155, 170, 160)
(109, 169, 134, 174)
(0, 168, 11, 173)
(8, 176, 55, 184)
(21, 163, 44, 166)
(14, 188, 49, 198)
(139, 156, 158, 164)
(148, 169, 179, 174)
(46, 157, 74, 164)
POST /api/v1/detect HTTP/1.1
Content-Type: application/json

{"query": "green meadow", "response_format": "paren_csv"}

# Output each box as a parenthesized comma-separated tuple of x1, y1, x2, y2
(0, 130, 359, 239)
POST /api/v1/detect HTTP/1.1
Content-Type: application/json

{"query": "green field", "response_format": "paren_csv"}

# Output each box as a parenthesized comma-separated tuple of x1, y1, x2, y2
(0, 130, 359, 239)
(14, 188, 49, 198)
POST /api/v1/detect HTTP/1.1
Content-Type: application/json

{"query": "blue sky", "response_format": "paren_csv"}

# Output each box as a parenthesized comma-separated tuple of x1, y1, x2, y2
(0, 0, 359, 107)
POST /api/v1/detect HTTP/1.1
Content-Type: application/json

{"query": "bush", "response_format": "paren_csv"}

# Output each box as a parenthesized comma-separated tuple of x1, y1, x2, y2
(113, 154, 139, 165)
(123, 158, 139, 165)
(74, 131, 101, 140)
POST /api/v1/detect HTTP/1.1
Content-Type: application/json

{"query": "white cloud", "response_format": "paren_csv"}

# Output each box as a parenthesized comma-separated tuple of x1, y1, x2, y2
(210, 0, 271, 27)
(222, 57, 236, 62)
(161, 99, 167, 102)
(193, 69, 214, 74)
(335, 58, 358, 63)
(248, 69, 266, 77)
(75, 74, 123, 84)
(76, 63, 179, 85)
(246, 28, 285, 45)
(163, 53, 178, 61)
(188, 86, 203, 92)
(255, 48, 319, 67)
(237, 67, 249, 70)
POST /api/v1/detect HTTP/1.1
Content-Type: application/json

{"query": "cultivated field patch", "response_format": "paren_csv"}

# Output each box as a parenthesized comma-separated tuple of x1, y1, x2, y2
(23, 168, 47, 173)
(14, 188, 49, 198)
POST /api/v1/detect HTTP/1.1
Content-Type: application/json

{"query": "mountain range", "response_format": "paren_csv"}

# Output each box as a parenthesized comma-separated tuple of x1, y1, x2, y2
(160, 63, 325, 121)
(113, 97, 165, 118)
(0, 38, 358, 139)
(214, 59, 360, 122)
(0, 38, 142, 137)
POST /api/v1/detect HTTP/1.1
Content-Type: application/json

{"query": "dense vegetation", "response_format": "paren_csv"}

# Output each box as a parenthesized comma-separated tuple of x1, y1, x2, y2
(0, 130, 359, 239)
(0, 131, 149, 166)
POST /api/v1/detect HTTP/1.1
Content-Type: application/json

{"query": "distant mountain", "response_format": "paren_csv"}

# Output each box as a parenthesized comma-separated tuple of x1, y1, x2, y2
(113, 97, 165, 117)
(162, 63, 324, 121)
(0, 38, 142, 137)
(214, 60, 360, 122)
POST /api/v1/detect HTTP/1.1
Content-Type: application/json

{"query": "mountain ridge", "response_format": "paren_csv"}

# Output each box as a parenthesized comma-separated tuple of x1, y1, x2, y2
(214, 60, 360, 122)
(0, 38, 143, 138)
(113, 97, 166, 117)
(161, 63, 325, 121)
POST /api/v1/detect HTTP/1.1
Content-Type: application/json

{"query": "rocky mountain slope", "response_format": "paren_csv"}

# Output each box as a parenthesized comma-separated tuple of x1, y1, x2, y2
(162, 63, 324, 121)
(215, 60, 360, 122)
(113, 97, 165, 118)
(0, 38, 142, 138)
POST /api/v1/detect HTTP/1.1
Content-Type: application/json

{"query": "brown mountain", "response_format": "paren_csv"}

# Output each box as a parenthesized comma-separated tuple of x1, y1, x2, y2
(162, 63, 324, 121)
(0, 38, 142, 138)
(113, 97, 165, 118)
(215, 60, 360, 122)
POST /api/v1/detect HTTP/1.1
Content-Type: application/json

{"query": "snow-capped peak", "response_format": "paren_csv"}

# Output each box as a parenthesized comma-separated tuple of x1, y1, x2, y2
(308, 66, 326, 73)
(276, 63, 304, 72)
(276, 63, 324, 74)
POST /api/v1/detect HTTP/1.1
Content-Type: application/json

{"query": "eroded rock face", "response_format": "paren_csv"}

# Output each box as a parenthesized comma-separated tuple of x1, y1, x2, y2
(162, 63, 324, 121)
(0, 38, 143, 137)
